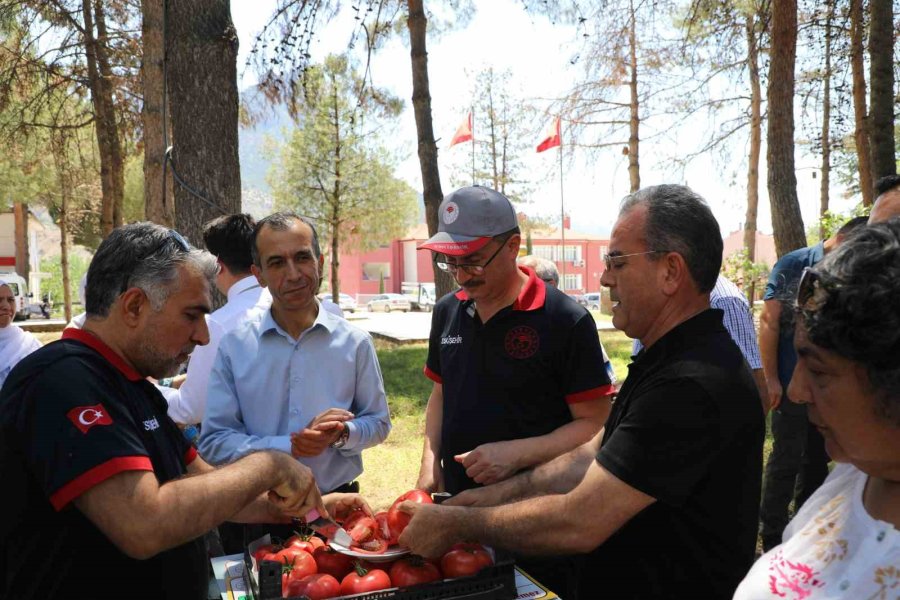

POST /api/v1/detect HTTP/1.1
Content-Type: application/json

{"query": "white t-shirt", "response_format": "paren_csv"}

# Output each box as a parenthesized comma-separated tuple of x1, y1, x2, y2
(734, 463, 900, 599)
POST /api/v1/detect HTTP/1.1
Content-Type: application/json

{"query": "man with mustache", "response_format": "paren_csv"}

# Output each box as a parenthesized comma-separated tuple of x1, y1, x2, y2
(200, 212, 391, 543)
(0, 222, 323, 599)
(416, 185, 615, 597)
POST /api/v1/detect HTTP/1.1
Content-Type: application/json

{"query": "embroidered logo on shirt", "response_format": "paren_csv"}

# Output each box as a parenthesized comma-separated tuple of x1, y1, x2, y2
(143, 417, 160, 431)
(504, 326, 539, 359)
(442, 335, 463, 345)
(67, 404, 113, 434)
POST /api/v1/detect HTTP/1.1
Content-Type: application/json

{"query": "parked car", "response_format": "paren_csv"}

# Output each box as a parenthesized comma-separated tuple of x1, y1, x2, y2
(367, 293, 411, 313)
(582, 292, 602, 311)
(568, 294, 587, 307)
(317, 292, 358, 313)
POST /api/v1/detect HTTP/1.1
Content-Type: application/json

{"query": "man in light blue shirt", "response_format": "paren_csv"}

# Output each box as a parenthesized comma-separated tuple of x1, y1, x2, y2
(200, 213, 391, 505)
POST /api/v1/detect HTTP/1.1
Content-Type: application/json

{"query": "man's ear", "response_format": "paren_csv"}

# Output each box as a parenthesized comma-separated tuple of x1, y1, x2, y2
(507, 234, 522, 255)
(119, 288, 149, 327)
(659, 252, 689, 296)
(251, 263, 267, 288)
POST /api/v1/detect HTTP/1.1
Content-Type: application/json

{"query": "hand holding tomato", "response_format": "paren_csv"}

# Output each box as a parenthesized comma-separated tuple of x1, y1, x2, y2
(386, 489, 432, 542)
(267, 457, 321, 517)
(395, 502, 461, 559)
(454, 440, 522, 485)
(323, 492, 372, 522)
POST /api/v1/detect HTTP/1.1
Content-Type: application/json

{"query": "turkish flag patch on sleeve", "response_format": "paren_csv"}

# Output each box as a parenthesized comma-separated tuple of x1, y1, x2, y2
(67, 404, 114, 434)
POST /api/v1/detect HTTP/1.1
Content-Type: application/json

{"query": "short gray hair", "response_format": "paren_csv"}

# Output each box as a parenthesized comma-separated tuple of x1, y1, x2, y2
(620, 184, 722, 293)
(251, 211, 322, 266)
(518, 255, 559, 286)
(86, 222, 217, 317)
(799, 218, 900, 424)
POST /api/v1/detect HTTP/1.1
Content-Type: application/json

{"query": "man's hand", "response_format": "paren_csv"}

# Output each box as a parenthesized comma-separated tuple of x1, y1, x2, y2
(767, 379, 783, 411)
(267, 455, 322, 517)
(455, 441, 521, 485)
(323, 493, 373, 521)
(291, 408, 354, 457)
(445, 485, 506, 508)
(396, 502, 463, 558)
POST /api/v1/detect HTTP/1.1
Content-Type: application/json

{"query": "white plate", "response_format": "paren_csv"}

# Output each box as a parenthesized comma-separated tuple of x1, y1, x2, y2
(328, 541, 410, 563)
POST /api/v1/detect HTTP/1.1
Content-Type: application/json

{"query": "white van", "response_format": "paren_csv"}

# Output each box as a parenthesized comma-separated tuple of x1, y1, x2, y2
(0, 273, 29, 320)
(583, 292, 602, 311)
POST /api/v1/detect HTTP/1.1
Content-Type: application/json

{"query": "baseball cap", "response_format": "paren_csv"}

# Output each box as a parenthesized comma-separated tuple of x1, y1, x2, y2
(418, 185, 519, 256)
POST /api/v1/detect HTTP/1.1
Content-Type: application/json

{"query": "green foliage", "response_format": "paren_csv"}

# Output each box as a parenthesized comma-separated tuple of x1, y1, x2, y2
(375, 344, 431, 417)
(722, 248, 769, 294)
(123, 152, 146, 223)
(806, 203, 870, 245)
(39, 254, 90, 305)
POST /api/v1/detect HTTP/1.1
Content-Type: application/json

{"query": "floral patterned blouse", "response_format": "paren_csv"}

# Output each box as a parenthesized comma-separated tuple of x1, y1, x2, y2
(734, 463, 899, 599)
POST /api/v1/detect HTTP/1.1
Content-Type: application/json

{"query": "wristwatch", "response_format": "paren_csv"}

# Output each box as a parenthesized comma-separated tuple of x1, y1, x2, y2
(330, 427, 350, 449)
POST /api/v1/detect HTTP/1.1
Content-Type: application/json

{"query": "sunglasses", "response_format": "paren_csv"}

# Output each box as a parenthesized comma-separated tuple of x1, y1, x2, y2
(120, 229, 192, 294)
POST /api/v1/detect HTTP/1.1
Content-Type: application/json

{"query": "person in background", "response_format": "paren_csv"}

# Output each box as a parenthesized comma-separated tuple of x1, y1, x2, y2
(0, 279, 41, 388)
(758, 215, 868, 551)
(401, 185, 764, 600)
(0, 223, 334, 600)
(416, 185, 616, 598)
(734, 218, 900, 599)
(200, 212, 390, 543)
(633, 274, 767, 413)
(869, 174, 900, 224)
(518, 255, 560, 287)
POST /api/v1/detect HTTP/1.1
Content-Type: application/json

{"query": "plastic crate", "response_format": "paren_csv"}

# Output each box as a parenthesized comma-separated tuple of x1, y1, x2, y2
(244, 549, 516, 600)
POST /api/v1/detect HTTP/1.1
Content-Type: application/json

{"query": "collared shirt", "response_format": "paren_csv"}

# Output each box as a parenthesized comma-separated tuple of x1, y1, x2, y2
(166, 275, 271, 425)
(632, 275, 762, 370)
(425, 266, 615, 493)
(200, 305, 391, 492)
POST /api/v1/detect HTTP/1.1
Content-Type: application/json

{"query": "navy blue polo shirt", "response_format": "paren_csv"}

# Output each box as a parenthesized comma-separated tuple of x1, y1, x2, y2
(425, 267, 614, 493)
(0, 328, 207, 599)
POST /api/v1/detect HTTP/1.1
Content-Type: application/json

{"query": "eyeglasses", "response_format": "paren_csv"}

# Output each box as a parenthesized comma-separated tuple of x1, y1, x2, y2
(796, 267, 837, 311)
(120, 229, 192, 294)
(603, 250, 666, 271)
(435, 241, 506, 276)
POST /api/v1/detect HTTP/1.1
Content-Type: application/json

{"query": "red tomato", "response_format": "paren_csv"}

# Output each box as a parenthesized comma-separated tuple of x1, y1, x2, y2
(285, 532, 326, 554)
(347, 516, 379, 545)
(313, 546, 355, 580)
(440, 544, 493, 578)
(387, 489, 433, 541)
(341, 509, 368, 529)
(284, 573, 341, 600)
(351, 537, 388, 554)
(276, 547, 316, 569)
(340, 565, 393, 595)
(389, 556, 442, 587)
(375, 511, 393, 542)
(253, 544, 278, 564)
(279, 550, 318, 597)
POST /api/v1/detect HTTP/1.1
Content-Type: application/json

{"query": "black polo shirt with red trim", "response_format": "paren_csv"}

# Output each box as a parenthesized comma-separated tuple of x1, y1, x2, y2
(425, 267, 614, 493)
(0, 328, 206, 600)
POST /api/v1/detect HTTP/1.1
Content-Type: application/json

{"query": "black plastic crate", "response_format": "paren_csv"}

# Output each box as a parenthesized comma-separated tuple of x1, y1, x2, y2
(244, 548, 516, 600)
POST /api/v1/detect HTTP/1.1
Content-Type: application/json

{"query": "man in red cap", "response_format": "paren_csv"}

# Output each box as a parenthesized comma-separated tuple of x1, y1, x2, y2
(416, 185, 615, 597)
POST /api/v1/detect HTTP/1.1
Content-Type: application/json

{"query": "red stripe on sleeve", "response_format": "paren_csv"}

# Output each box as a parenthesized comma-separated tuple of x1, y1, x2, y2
(565, 384, 617, 404)
(50, 456, 154, 511)
(423, 365, 443, 384)
(184, 446, 198, 465)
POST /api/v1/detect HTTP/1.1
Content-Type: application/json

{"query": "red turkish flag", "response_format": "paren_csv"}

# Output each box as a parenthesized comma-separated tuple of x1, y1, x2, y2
(449, 112, 473, 148)
(536, 116, 561, 153)
(67, 404, 114, 434)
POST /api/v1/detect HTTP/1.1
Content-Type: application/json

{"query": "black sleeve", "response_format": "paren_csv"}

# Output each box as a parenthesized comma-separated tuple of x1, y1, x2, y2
(562, 312, 614, 402)
(24, 360, 153, 510)
(596, 375, 720, 506)
(424, 301, 445, 382)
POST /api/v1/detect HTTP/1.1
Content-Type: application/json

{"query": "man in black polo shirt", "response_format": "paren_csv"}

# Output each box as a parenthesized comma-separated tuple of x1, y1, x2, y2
(399, 185, 765, 600)
(415, 185, 615, 597)
(0, 223, 326, 600)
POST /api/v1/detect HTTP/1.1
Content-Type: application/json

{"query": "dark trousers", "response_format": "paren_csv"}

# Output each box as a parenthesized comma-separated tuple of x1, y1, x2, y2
(759, 409, 829, 550)
(219, 480, 360, 555)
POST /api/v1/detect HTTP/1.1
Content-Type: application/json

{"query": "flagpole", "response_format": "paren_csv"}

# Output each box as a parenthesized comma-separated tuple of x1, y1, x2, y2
(470, 106, 475, 185)
(559, 120, 566, 292)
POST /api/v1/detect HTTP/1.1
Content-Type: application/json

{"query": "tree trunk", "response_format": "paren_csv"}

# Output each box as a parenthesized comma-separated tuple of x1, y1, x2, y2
(13, 201, 28, 280)
(868, 0, 896, 180)
(142, 0, 174, 226)
(167, 0, 241, 246)
(850, 0, 874, 206)
(82, 0, 125, 238)
(407, 0, 454, 298)
(820, 0, 833, 240)
(766, 0, 806, 257)
(743, 13, 762, 302)
(627, 0, 640, 193)
(331, 83, 342, 298)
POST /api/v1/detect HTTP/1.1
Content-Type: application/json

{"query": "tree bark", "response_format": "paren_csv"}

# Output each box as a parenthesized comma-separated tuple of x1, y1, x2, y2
(820, 0, 833, 240)
(766, 0, 806, 257)
(166, 0, 241, 246)
(82, 0, 125, 238)
(627, 0, 640, 193)
(142, 0, 174, 226)
(743, 12, 762, 301)
(407, 0, 454, 299)
(868, 0, 895, 180)
(13, 201, 28, 280)
(850, 0, 874, 206)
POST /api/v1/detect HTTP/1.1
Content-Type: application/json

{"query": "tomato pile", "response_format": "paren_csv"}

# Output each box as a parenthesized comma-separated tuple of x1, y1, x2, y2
(251, 489, 495, 599)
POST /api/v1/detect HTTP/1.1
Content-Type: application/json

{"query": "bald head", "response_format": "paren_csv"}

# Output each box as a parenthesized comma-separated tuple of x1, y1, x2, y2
(870, 175, 900, 224)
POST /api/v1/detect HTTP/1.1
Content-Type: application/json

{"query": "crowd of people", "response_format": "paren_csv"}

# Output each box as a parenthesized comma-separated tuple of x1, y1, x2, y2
(0, 177, 898, 599)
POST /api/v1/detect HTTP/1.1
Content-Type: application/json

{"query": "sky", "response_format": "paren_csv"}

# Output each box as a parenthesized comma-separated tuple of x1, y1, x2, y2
(229, 1, 859, 239)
